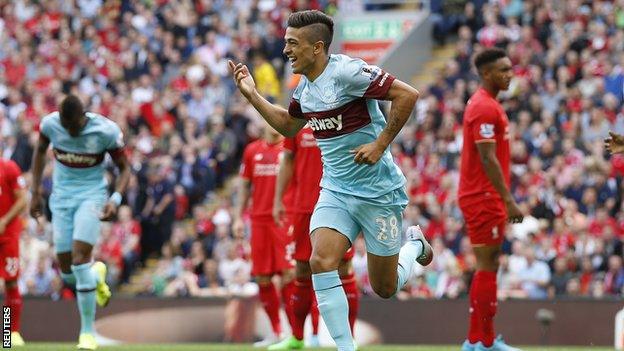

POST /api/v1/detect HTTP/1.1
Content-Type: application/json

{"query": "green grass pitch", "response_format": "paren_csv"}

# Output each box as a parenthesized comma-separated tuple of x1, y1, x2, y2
(14, 344, 615, 351)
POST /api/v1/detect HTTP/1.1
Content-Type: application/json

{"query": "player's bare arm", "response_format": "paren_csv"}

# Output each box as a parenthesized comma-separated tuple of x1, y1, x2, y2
(605, 131, 624, 154)
(233, 177, 251, 236)
(0, 187, 27, 235)
(273, 150, 294, 226)
(29, 133, 51, 219)
(476, 142, 523, 224)
(228, 60, 306, 137)
(352, 79, 419, 165)
(100, 152, 131, 221)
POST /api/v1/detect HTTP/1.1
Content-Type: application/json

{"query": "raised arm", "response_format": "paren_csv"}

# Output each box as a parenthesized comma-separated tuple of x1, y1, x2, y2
(228, 60, 306, 137)
(29, 133, 50, 219)
(476, 142, 523, 224)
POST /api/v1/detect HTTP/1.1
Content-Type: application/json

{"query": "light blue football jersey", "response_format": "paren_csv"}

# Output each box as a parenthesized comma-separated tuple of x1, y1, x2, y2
(288, 54, 406, 198)
(39, 111, 124, 199)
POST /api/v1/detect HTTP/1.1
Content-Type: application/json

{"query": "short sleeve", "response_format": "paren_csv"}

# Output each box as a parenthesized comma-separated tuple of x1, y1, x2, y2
(469, 105, 499, 144)
(283, 136, 297, 153)
(106, 122, 126, 160)
(5, 160, 25, 191)
(341, 57, 396, 100)
(240, 145, 253, 180)
(39, 113, 55, 139)
(288, 99, 305, 119)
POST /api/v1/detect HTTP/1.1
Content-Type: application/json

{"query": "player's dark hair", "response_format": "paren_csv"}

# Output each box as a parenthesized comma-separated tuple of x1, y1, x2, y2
(287, 10, 334, 53)
(60, 95, 84, 121)
(473, 48, 507, 73)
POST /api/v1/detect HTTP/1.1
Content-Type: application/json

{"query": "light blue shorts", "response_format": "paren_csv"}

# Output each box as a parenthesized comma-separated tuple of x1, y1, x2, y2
(49, 193, 106, 254)
(310, 187, 409, 256)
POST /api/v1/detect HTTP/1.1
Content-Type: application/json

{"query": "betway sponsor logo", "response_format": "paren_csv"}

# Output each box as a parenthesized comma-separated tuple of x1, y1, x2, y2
(53, 149, 103, 167)
(379, 73, 389, 87)
(309, 114, 343, 132)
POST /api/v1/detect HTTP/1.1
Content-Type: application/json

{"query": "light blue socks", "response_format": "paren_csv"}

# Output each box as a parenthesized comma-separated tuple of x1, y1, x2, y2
(312, 270, 354, 351)
(72, 263, 97, 334)
(396, 241, 424, 294)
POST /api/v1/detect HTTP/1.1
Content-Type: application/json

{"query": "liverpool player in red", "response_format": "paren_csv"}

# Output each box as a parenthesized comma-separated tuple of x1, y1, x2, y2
(0, 157, 27, 346)
(458, 48, 523, 351)
(269, 125, 360, 350)
(233, 123, 296, 347)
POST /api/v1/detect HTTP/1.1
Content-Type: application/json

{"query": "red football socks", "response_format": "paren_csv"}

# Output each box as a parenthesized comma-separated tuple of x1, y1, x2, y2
(291, 277, 313, 340)
(341, 273, 359, 334)
(5, 283, 22, 332)
(281, 280, 297, 337)
(468, 270, 497, 346)
(258, 282, 281, 335)
(310, 292, 320, 335)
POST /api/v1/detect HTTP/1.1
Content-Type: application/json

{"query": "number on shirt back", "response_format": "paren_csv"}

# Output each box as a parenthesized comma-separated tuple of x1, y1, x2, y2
(376, 215, 399, 241)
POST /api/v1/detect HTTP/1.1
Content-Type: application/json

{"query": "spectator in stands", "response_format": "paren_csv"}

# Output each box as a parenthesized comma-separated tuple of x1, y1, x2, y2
(112, 205, 142, 283)
(518, 246, 551, 299)
(604, 255, 624, 295)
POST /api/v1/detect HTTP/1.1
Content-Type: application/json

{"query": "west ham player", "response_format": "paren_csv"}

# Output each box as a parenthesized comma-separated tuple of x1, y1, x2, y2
(30, 95, 130, 350)
(0, 157, 27, 346)
(229, 10, 432, 350)
(458, 48, 523, 351)
(233, 123, 296, 347)
(270, 124, 360, 350)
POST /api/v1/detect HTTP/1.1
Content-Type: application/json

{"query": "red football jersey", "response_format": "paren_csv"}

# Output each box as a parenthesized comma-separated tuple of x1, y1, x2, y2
(458, 87, 510, 203)
(284, 126, 323, 214)
(240, 139, 283, 218)
(0, 159, 25, 238)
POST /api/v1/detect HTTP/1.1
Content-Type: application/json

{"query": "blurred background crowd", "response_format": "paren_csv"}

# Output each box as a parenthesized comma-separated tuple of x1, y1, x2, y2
(1, 0, 624, 301)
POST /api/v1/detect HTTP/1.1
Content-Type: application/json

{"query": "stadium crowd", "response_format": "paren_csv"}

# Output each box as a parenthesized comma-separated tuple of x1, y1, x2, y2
(1, 0, 624, 302)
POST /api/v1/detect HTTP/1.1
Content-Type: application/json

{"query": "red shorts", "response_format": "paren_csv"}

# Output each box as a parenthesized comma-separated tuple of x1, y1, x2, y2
(0, 235, 19, 280)
(459, 199, 506, 246)
(250, 218, 292, 276)
(290, 213, 355, 262)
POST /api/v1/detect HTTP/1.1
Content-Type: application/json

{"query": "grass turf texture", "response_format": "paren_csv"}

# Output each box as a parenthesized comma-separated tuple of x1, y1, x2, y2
(15, 344, 615, 351)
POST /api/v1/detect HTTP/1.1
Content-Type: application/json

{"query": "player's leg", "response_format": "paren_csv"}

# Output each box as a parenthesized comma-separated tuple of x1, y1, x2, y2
(279, 267, 297, 341)
(310, 227, 354, 350)
(276, 221, 297, 342)
(355, 189, 431, 298)
(270, 212, 314, 350)
(338, 252, 359, 335)
(51, 203, 76, 287)
(72, 198, 107, 350)
(268, 260, 310, 350)
(309, 189, 361, 351)
(309, 295, 320, 346)
(469, 243, 500, 349)
(0, 240, 24, 346)
(293, 260, 313, 341)
(462, 204, 520, 351)
(250, 220, 282, 347)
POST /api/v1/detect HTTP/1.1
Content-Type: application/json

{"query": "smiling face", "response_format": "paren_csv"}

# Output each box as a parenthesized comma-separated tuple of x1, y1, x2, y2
(283, 26, 325, 75)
